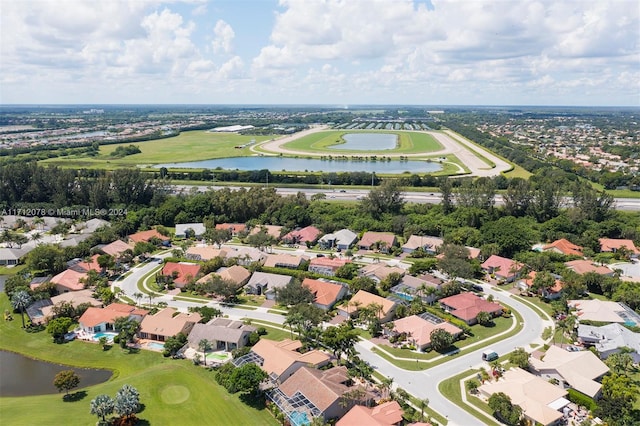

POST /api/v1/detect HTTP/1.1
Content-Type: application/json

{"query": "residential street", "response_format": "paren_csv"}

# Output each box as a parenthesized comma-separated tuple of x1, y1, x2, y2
(113, 253, 549, 425)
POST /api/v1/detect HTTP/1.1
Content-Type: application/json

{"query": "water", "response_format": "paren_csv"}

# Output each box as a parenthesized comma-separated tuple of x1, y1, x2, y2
(330, 133, 398, 150)
(0, 350, 112, 397)
(156, 157, 442, 173)
(91, 332, 118, 342)
(146, 342, 165, 350)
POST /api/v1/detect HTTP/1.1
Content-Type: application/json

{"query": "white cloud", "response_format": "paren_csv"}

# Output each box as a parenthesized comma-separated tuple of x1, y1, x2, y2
(212, 20, 235, 54)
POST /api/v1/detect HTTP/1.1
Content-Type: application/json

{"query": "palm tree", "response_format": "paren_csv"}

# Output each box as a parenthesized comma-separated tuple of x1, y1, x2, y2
(32, 217, 44, 231)
(30, 232, 43, 246)
(133, 292, 143, 306)
(198, 339, 212, 365)
(419, 397, 429, 421)
(11, 290, 32, 328)
(379, 377, 394, 399)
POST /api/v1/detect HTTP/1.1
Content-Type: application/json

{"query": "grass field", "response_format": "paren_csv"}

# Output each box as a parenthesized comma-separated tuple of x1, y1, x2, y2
(0, 294, 277, 426)
(268, 130, 443, 156)
(41, 131, 273, 169)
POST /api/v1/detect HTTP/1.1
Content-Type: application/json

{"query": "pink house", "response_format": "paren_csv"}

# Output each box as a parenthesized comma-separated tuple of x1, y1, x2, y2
(481, 255, 522, 282)
(282, 226, 322, 246)
(440, 293, 504, 325)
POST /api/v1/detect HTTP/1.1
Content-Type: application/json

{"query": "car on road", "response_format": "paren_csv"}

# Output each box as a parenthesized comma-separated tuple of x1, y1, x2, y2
(482, 350, 499, 361)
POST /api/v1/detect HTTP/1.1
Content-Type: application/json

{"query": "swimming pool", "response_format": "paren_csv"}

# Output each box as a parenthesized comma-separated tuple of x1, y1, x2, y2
(206, 353, 229, 361)
(146, 342, 165, 351)
(91, 332, 118, 342)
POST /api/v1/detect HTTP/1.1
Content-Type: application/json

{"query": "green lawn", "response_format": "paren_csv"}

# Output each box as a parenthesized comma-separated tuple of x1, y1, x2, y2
(0, 294, 277, 426)
(41, 131, 274, 168)
(438, 370, 501, 426)
(268, 130, 443, 156)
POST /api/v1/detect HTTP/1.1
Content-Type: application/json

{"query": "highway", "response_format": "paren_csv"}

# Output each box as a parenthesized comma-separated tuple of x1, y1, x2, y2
(171, 184, 640, 212)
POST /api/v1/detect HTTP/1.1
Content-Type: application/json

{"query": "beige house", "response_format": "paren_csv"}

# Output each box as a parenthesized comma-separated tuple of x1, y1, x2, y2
(479, 368, 569, 426)
(339, 290, 397, 323)
(529, 345, 609, 398)
(50, 269, 88, 293)
(235, 338, 330, 383)
(138, 308, 201, 342)
(391, 315, 463, 351)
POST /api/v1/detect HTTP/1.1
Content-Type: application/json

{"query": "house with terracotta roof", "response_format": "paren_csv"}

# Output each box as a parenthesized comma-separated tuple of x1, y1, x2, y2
(402, 235, 443, 254)
(282, 225, 322, 246)
(269, 366, 372, 425)
(138, 308, 201, 342)
(186, 245, 228, 261)
(359, 263, 405, 284)
(214, 223, 247, 236)
(529, 345, 609, 399)
(303, 278, 347, 310)
(245, 271, 292, 298)
(564, 259, 614, 276)
(250, 224, 283, 240)
(478, 368, 569, 426)
(187, 318, 256, 352)
(391, 315, 463, 351)
(50, 269, 88, 293)
(517, 271, 563, 300)
(337, 401, 404, 426)
(357, 232, 397, 253)
(439, 292, 504, 325)
(481, 255, 522, 282)
(542, 239, 584, 257)
(128, 229, 170, 244)
(263, 253, 309, 269)
(70, 254, 103, 274)
(78, 303, 148, 334)
(338, 290, 397, 323)
(234, 338, 331, 383)
(309, 257, 350, 277)
(599, 238, 640, 257)
(98, 240, 133, 258)
(160, 262, 202, 288)
(318, 229, 358, 251)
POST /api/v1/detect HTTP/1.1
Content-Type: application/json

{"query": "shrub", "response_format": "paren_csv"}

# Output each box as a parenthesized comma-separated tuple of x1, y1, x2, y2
(567, 388, 597, 412)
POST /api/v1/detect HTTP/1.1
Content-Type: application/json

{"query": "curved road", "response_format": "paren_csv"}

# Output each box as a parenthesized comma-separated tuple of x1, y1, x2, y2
(114, 251, 550, 425)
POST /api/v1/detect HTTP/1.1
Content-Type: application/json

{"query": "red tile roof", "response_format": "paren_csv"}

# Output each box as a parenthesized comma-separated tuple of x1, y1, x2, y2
(439, 293, 503, 322)
(338, 401, 404, 426)
(161, 262, 201, 286)
(51, 269, 88, 291)
(481, 255, 521, 278)
(101, 240, 133, 257)
(215, 223, 247, 234)
(543, 238, 583, 257)
(599, 238, 639, 254)
(75, 254, 102, 273)
(358, 232, 396, 249)
(128, 229, 170, 243)
(564, 260, 613, 275)
(309, 257, 349, 269)
(282, 225, 322, 243)
(79, 303, 148, 328)
(303, 278, 345, 308)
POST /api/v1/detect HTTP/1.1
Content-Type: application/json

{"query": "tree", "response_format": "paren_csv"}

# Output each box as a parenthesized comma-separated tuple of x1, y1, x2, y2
(466, 379, 480, 395)
(274, 279, 314, 306)
(47, 317, 73, 343)
(430, 328, 455, 352)
(361, 179, 405, 218)
(97, 254, 115, 275)
(163, 332, 188, 357)
(90, 394, 115, 423)
(203, 228, 232, 248)
(488, 392, 522, 425)
(419, 398, 429, 421)
(54, 370, 80, 396)
(114, 384, 141, 422)
(596, 373, 638, 425)
(11, 290, 32, 328)
(476, 311, 493, 326)
(322, 322, 359, 365)
(26, 244, 66, 275)
(133, 292, 144, 306)
(509, 347, 530, 369)
(531, 270, 556, 297)
(198, 339, 212, 365)
(605, 352, 635, 375)
(114, 316, 140, 348)
(189, 305, 222, 323)
(229, 363, 267, 395)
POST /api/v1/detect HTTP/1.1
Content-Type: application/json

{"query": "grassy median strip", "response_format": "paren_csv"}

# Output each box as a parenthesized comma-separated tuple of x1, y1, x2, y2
(438, 370, 501, 426)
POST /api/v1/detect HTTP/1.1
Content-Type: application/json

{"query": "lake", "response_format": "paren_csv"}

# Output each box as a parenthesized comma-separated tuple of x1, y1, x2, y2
(330, 133, 398, 150)
(0, 350, 112, 397)
(156, 156, 442, 173)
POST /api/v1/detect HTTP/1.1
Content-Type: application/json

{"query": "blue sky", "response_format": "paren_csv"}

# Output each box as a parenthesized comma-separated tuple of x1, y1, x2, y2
(1, 0, 638, 106)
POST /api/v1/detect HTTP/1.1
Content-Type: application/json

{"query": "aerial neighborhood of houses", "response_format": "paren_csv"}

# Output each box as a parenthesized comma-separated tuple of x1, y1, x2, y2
(3, 212, 640, 426)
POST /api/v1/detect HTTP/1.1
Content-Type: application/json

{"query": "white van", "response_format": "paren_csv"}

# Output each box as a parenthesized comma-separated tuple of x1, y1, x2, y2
(482, 350, 498, 361)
